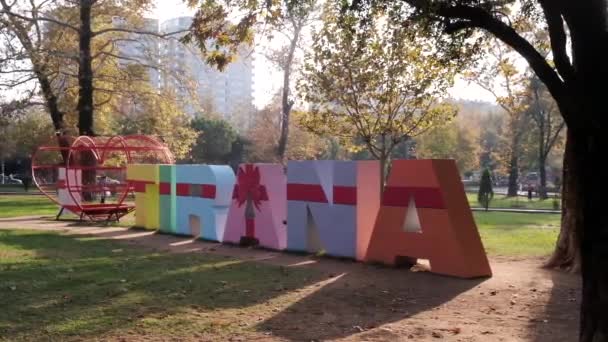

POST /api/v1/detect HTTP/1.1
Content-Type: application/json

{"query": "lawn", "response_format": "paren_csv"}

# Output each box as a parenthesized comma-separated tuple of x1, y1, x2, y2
(0, 195, 59, 218)
(1, 192, 561, 220)
(0, 185, 40, 194)
(0, 229, 317, 341)
(0, 195, 136, 225)
(474, 211, 560, 257)
(466, 192, 560, 210)
(0, 198, 563, 340)
(0, 195, 560, 257)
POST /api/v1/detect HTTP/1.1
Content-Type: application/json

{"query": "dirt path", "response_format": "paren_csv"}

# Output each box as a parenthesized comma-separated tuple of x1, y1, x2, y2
(0, 216, 580, 341)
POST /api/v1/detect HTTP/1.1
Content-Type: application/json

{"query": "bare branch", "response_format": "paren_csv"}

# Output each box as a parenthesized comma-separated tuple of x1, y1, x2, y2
(92, 27, 189, 39)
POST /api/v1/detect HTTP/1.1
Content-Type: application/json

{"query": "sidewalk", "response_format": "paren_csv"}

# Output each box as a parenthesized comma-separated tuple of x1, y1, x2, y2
(471, 207, 560, 214)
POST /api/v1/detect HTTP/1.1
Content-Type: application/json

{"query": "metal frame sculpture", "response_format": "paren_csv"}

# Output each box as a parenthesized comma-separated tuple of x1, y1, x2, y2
(32, 135, 173, 222)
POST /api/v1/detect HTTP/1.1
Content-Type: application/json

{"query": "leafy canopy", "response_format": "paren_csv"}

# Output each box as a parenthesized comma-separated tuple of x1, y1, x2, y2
(298, 2, 459, 159)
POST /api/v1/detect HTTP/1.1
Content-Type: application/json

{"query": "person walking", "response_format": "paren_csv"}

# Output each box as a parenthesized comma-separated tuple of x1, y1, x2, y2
(22, 172, 31, 192)
(99, 175, 108, 204)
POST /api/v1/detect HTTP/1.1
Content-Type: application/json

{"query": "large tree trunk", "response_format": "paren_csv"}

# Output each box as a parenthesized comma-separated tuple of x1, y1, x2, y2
(576, 132, 608, 341)
(538, 156, 548, 200)
(537, 120, 548, 200)
(545, 131, 579, 272)
(76, 0, 96, 201)
(77, 0, 94, 136)
(507, 145, 519, 197)
(379, 154, 387, 192)
(35, 59, 70, 164)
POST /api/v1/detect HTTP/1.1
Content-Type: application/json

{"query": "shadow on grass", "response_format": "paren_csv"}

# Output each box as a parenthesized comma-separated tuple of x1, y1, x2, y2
(0, 230, 319, 340)
(0, 230, 485, 341)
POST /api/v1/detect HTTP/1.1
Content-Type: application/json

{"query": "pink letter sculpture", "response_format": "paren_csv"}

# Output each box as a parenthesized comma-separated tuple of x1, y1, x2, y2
(224, 164, 287, 250)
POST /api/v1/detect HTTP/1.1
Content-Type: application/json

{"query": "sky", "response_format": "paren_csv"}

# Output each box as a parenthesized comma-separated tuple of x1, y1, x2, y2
(153, 0, 495, 109)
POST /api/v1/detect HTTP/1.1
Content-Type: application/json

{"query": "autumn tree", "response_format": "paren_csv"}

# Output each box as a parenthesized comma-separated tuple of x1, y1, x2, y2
(465, 41, 531, 196)
(0, 100, 17, 178)
(189, 116, 238, 164)
(248, 93, 328, 162)
(298, 2, 457, 186)
(264, 1, 318, 163)
(344, 0, 608, 339)
(0, 0, 69, 135)
(525, 76, 565, 199)
(185, 0, 319, 163)
(113, 86, 196, 160)
(415, 121, 478, 174)
(1, 0, 191, 136)
(477, 112, 504, 173)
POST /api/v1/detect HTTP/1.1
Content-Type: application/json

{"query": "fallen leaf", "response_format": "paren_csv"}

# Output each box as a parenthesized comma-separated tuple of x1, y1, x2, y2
(441, 327, 461, 335)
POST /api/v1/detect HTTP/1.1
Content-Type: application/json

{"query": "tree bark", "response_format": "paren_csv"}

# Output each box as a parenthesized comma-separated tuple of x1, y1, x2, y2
(537, 113, 548, 199)
(507, 135, 519, 197)
(545, 131, 579, 272)
(276, 25, 301, 164)
(0, 0, 66, 135)
(76, 0, 96, 201)
(576, 131, 608, 342)
(379, 154, 387, 192)
(77, 0, 94, 136)
(538, 156, 548, 199)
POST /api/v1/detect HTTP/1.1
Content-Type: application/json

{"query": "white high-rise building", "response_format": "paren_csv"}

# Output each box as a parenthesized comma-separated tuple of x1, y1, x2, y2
(160, 16, 255, 130)
(111, 17, 161, 89)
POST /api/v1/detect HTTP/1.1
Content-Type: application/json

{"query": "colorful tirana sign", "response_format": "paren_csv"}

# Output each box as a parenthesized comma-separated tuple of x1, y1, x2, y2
(127, 159, 492, 278)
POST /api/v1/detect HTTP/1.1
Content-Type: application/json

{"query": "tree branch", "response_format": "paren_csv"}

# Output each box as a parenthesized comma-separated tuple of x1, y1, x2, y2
(92, 27, 189, 39)
(544, 121, 565, 159)
(538, 0, 575, 84)
(0, 8, 79, 32)
(429, 3, 574, 124)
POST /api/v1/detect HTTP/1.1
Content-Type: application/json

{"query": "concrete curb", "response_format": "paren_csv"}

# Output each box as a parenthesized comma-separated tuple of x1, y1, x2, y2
(471, 207, 560, 214)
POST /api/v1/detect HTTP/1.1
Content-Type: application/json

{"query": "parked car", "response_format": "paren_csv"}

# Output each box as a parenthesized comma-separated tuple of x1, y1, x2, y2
(97, 175, 121, 197)
(0, 174, 23, 185)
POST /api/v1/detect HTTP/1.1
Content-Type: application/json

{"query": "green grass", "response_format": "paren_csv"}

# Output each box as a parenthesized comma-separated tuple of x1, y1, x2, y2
(0, 185, 40, 193)
(0, 196, 560, 257)
(475, 212, 560, 257)
(466, 192, 560, 210)
(0, 230, 317, 341)
(0, 195, 59, 218)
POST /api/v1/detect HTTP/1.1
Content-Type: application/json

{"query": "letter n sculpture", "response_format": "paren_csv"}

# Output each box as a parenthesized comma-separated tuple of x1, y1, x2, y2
(286, 160, 381, 259)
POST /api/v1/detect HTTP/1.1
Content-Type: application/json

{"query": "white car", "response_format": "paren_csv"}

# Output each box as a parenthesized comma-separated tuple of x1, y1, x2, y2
(0, 174, 22, 185)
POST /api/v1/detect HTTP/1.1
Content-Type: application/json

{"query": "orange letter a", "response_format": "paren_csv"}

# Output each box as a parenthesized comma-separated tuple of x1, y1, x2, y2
(365, 159, 492, 278)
